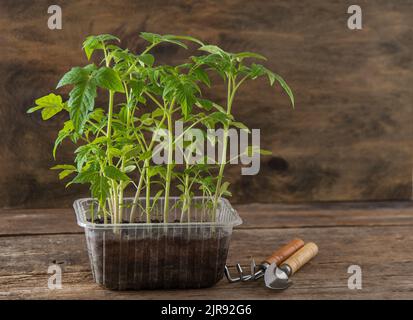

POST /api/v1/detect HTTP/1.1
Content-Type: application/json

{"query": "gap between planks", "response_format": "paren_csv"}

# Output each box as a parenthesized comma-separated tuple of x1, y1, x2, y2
(0, 201, 412, 237)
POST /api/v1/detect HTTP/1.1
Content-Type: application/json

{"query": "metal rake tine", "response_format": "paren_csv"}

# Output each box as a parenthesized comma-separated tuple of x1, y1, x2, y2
(250, 258, 257, 280)
(236, 263, 245, 281)
(236, 263, 251, 281)
(224, 265, 241, 283)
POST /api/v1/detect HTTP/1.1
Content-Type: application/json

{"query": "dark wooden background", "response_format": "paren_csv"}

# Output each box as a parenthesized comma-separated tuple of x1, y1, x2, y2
(0, 0, 412, 208)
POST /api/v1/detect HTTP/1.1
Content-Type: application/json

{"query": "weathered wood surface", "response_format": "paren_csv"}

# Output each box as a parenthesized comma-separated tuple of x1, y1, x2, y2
(0, 0, 412, 208)
(1, 202, 412, 299)
(1, 201, 413, 236)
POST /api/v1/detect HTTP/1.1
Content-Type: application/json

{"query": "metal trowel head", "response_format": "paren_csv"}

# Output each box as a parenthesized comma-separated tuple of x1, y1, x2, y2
(264, 262, 292, 290)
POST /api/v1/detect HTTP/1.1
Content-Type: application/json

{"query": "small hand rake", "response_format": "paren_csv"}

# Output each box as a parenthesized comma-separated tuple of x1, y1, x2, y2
(224, 238, 318, 289)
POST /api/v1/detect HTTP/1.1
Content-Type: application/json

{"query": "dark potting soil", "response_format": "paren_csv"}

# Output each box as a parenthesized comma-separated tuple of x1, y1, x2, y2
(86, 217, 182, 224)
(85, 228, 230, 290)
(87, 217, 167, 224)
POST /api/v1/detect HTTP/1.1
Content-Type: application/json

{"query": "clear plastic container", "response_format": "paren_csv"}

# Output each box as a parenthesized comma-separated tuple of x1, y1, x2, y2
(74, 197, 242, 290)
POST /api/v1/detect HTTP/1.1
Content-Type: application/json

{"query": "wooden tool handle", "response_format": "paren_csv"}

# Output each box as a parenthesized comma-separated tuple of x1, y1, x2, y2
(263, 238, 305, 266)
(282, 242, 318, 275)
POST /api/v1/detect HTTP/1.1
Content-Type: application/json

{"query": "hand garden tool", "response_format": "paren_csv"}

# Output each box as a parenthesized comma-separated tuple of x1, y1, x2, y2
(224, 238, 305, 283)
(264, 242, 318, 290)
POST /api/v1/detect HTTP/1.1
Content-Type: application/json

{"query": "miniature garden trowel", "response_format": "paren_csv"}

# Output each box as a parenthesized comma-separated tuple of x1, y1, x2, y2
(264, 242, 318, 290)
(224, 238, 305, 282)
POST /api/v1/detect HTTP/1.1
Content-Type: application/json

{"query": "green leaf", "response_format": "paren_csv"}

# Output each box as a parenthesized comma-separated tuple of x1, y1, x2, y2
(91, 175, 110, 202)
(138, 54, 155, 67)
(234, 52, 267, 61)
(118, 105, 128, 124)
(91, 136, 107, 145)
(259, 148, 272, 156)
(53, 121, 74, 159)
(140, 33, 203, 49)
(151, 190, 164, 207)
(196, 98, 213, 111)
(89, 108, 105, 122)
(121, 147, 139, 159)
(139, 150, 153, 161)
(51, 164, 76, 170)
(93, 67, 124, 92)
(140, 32, 187, 49)
(151, 107, 164, 118)
(27, 94, 64, 120)
(141, 117, 153, 126)
(74, 144, 100, 171)
(72, 169, 99, 184)
(164, 35, 204, 46)
(68, 77, 97, 134)
(34, 94, 62, 109)
(266, 70, 295, 108)
(59, 170, 76, 180)
(192, 67, 210, 87)
(83, 37, 100, 61)
(83, 34, 120, 60)
(41, 106, 63, 120)
(230, 121, 250, 132)
(245, 146, 272, 157)
(108, 147, 122, 158)
(129, 80, 145, 97)
(173, 77, 199, 119)
(26, 105, 44, 113)
(199, 45, 228, 57)
(104, 165, 130, 181)
(211, 102, 226, 113)
(140, 32, 162, 44)
(219, 181, 232, 197)
(124, 165, 136, 173)
(30, 94, 61, 110)
(209, 111, 230, 124)
(248, 63, 267, 79)
(148, 166, 166, 178)
(57, 67, 89, 88)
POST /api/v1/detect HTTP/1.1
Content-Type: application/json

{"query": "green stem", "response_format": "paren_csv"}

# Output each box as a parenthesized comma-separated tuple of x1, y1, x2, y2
(145, 170, 151, 223)
(211, 128, 228, 217)
(129, 113, 167, 219)
(163, 99, 175, 223)
(212, 76, 235, 219)
(102, 200, 108, 224)
(106, 90, 114, 164)
(90, 200, 95, 223)
(118, 159, 125, 223)
(142, 43, 157, 55)
(129, 170, 144, 222)
(103, 46, 117, 223)
(109, 182, 118, 224)
(180, 172, 190, 222)
(145, 91, 165, 110)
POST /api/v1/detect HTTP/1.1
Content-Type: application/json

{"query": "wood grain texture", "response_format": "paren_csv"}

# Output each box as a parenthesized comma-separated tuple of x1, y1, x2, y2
(1, 200, 413, 236)
(0, 0, 412, 208)
(282, 242, 319, 275)
(0, 202, 413, 299)
(263, 238, 304, 265)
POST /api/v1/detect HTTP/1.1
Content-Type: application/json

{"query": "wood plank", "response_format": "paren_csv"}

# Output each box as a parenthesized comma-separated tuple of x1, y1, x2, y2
(1, 225, 412, 299)
(0, 0, 412, 208)
(0, 201, 413, 236)
(0, 208, 81, 236)
(1, 201, 412, 236)
(236, 201, 413, 228)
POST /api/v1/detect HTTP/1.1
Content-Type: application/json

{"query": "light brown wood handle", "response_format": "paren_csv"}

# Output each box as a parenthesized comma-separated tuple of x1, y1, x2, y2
(263, 238, 305, 266)
(282, 242, 318, 275)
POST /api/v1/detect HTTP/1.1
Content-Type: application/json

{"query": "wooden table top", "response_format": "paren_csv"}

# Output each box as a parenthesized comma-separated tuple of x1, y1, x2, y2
(1, 201, 412, 300)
